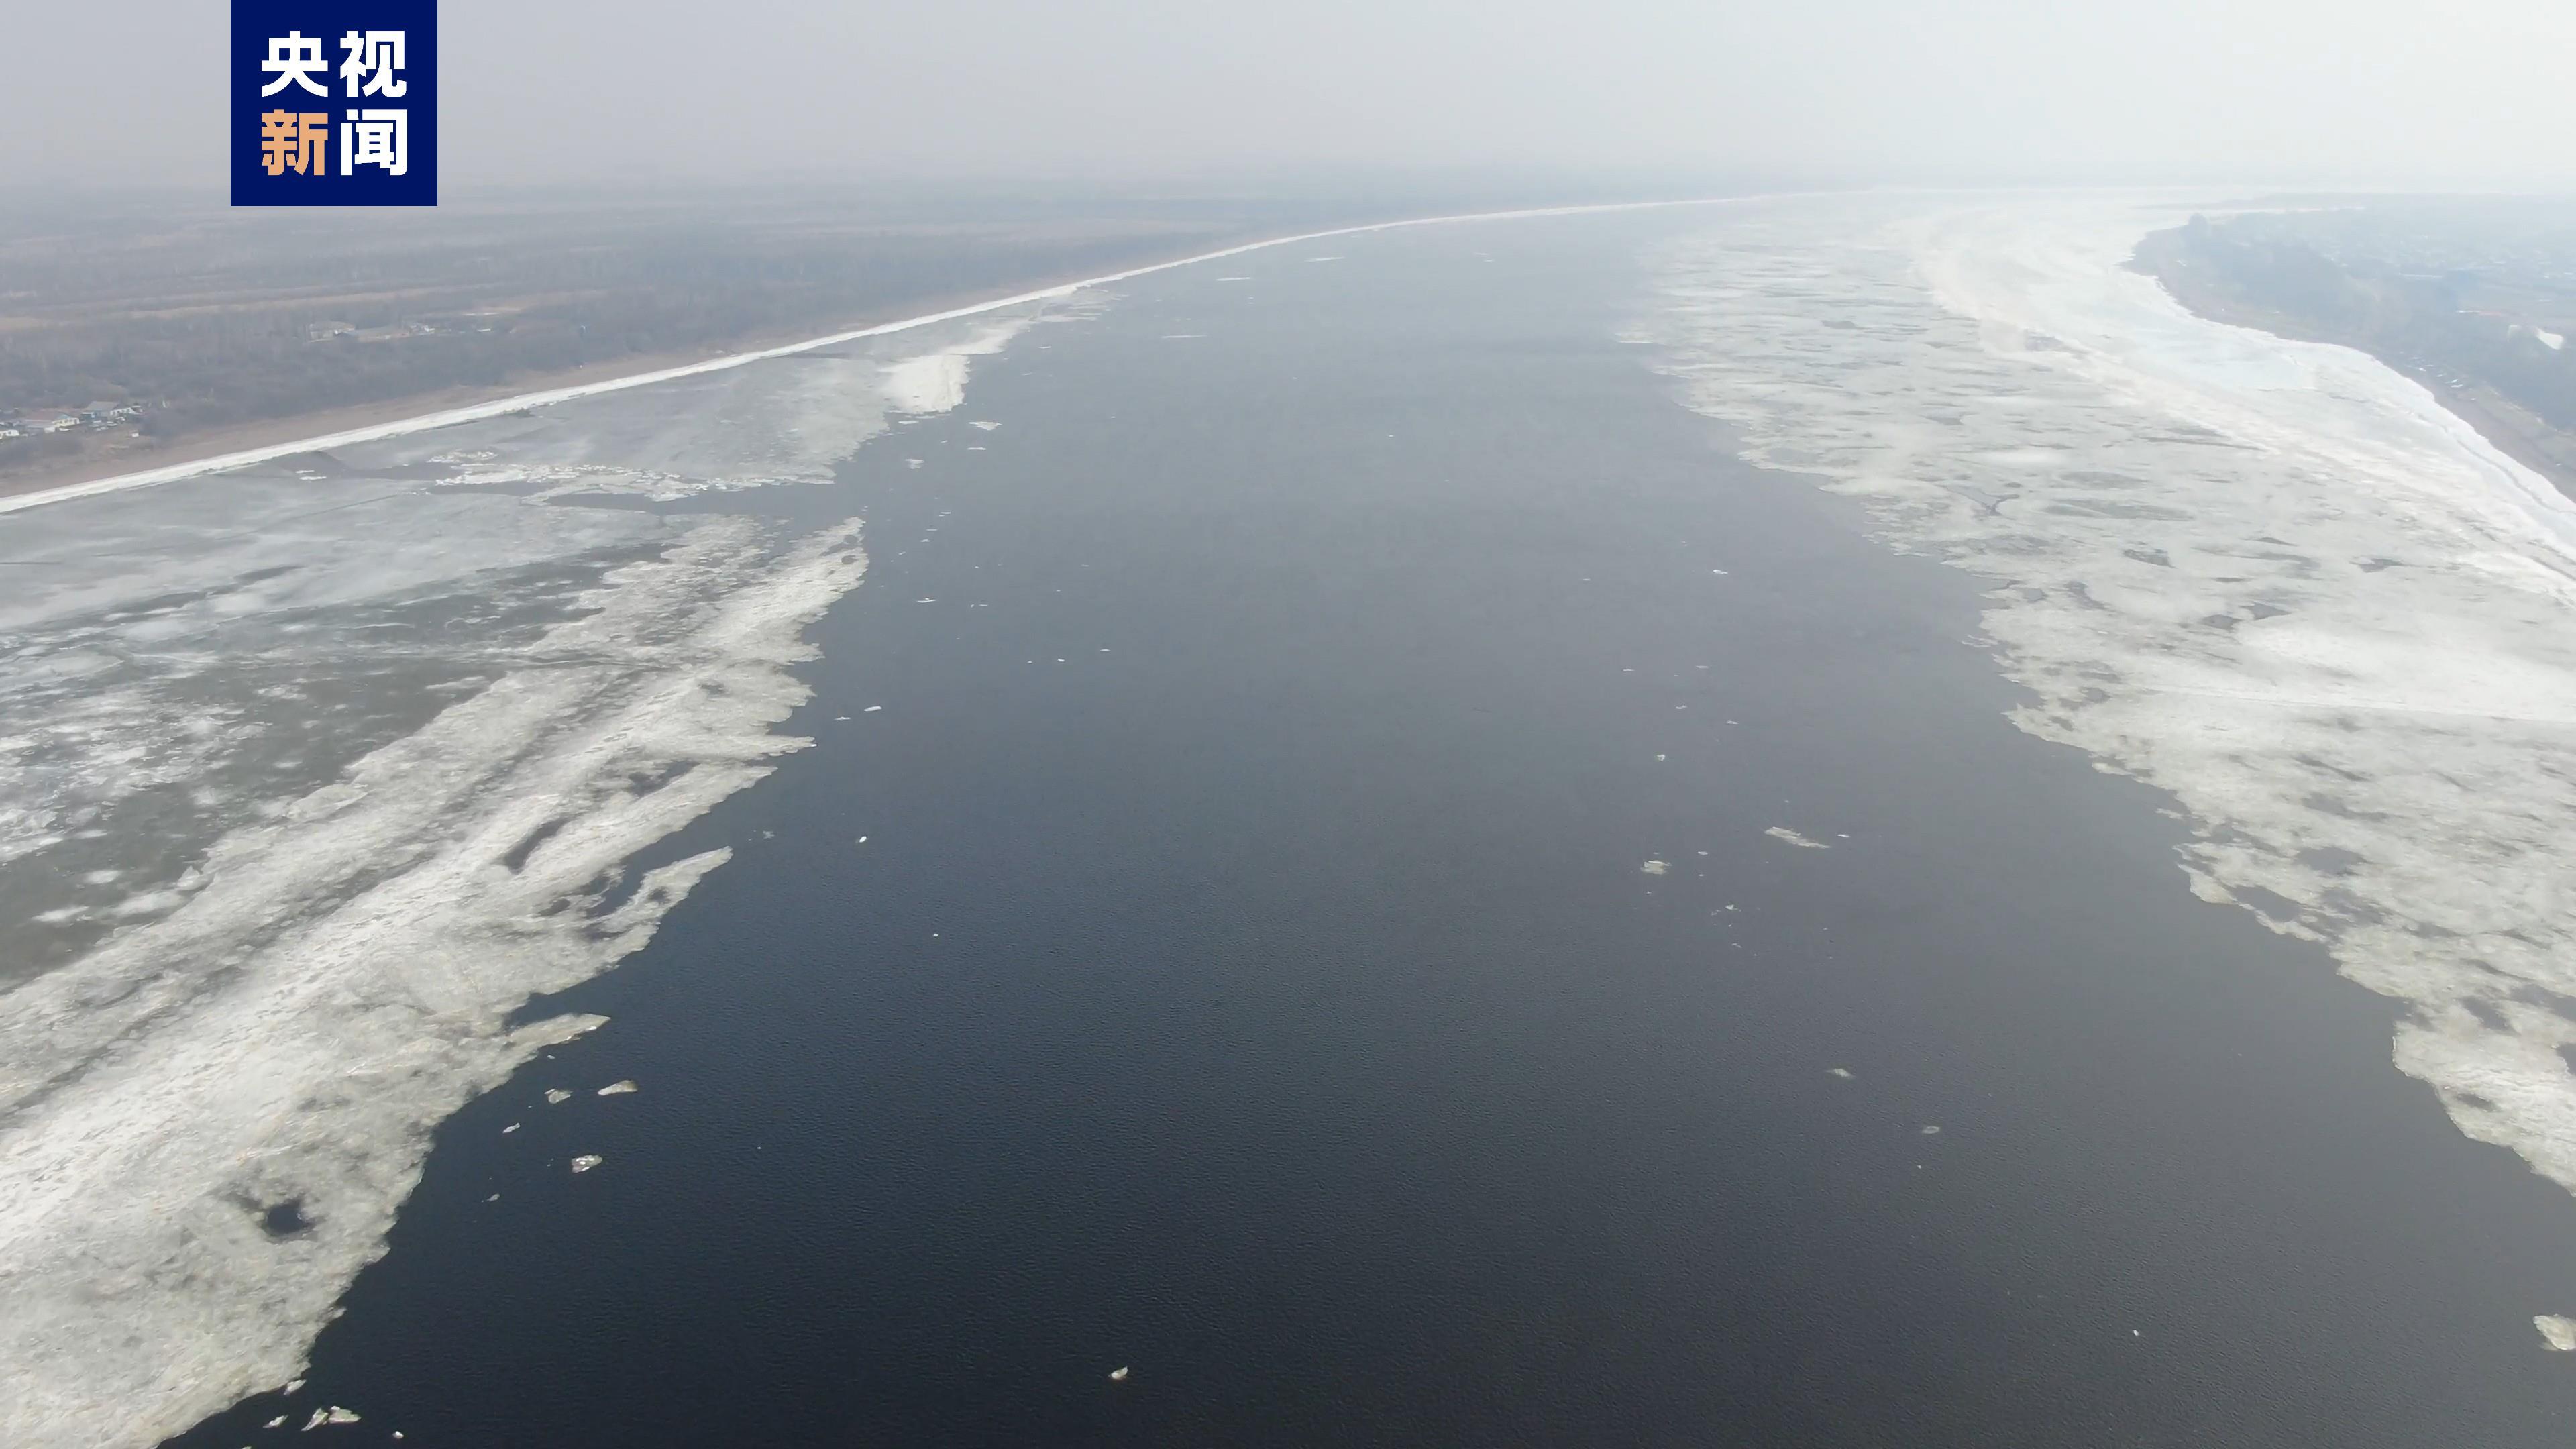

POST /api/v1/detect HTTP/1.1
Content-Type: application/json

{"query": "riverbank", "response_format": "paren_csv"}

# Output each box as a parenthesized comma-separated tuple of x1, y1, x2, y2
(2130, 221, 2576, 503)
(0, 234, 1251, 505)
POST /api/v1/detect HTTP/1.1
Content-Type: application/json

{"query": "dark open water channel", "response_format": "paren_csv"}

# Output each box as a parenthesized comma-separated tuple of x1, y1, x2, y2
(174, 213, 2576, 1447)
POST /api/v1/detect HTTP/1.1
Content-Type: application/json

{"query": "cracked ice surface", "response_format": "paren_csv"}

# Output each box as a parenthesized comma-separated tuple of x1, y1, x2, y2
(1636, 194, 2576, 1205)
(0, 298, 1042, 1446)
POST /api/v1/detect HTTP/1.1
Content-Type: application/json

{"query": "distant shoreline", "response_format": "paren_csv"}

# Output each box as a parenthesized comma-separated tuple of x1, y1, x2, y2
(2129, 226, 2576, 506)
(0, 194, 1772, 516)
(0, 239, 1250, 506)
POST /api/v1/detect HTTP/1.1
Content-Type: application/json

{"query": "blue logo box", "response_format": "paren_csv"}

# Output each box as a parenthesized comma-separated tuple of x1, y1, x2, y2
(231, 0, 437, 206)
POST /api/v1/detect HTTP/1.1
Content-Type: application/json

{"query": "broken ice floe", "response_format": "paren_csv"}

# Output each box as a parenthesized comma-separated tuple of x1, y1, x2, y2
(1640, 192, 2576, 1216)
(596, 1081, 637, 1096)
(544, 1089, 572, 1105)
(1641, 859, 1670, 875)
(0, 508, 874, 1447)
(2536, 1314, 2576, 1351)
(1763, 826, 1831, 850)
(570, 1155, 603, 1174)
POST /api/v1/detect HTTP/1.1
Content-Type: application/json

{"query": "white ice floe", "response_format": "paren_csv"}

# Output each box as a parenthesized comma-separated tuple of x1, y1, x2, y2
(1640, 193, 2576, 1214)
(416, 315, 1044, 505)
(569, 1156, 602, 1174)
(544, 1089, 572, 1105)
(2537, 1313, 2576, 1350)
(882, 321, 1028, 417)
(1108, 1366, 1130, 1381)
(596, 1081, 637, 1097)
(1763, 826, 1832, 850)
(0, 513, 871, 1447)
(1642, 859, 1670, 875)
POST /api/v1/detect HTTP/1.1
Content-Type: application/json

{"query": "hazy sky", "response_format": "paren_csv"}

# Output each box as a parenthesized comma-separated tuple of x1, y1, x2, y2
(14, 0, 2576, 191)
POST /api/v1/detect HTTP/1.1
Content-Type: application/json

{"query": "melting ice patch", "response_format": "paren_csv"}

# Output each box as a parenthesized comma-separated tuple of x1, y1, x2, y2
(419, 308, 1057, 502)
(1636, 195, 2576, 1217)
(0, 515, 867, 1448)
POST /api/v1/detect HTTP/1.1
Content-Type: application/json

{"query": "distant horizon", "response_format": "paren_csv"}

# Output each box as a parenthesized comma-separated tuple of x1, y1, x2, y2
(15, 1, 2576, 194)
(9, 172, 2576, 215)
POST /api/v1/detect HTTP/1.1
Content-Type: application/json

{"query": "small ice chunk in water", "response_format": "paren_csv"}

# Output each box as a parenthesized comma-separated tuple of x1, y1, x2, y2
(265, 1417, 286, 1429)
(570, 1155, 604, 1173)
(1827, 1068, 1853, 1079)
(325, 1408, 360, 1425)
(1764, 826, 1832, 850)
(1108, 1366, 1130, 1381)
(1920, 1125, 1941, 1135)
(544, 1089, 572, 1105)
(969, 421, 1000, 431)
(597, 1081, 638, 1096)
(1642, 860, 1670, 875)
(302, 1409, 327, 1431)
(2538, 1315, 2576, 1350)
(863, 704, 883, 712)
(502, 1122, 519, 1134)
